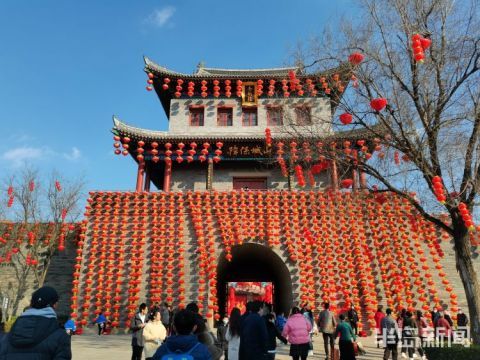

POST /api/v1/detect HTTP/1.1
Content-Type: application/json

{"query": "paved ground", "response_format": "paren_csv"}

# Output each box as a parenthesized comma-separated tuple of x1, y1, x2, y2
(71, 333, 386, 359)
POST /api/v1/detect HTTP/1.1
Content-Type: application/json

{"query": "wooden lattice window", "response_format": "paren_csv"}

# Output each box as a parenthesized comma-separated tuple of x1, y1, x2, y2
(295, 106, 312, 125)
(242, 108, 258, 126)
(190, 107, 204, 126)
(217, 107, 233, 126)
(267, 107, 283, 126)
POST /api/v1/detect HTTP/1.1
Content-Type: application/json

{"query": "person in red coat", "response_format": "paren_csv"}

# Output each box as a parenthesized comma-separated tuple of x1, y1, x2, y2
(374, 305, 385, 348)
(435, 312, 452, 341)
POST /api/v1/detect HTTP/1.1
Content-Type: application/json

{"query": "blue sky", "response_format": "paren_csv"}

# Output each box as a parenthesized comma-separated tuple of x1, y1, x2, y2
(0, 0, 356, 193)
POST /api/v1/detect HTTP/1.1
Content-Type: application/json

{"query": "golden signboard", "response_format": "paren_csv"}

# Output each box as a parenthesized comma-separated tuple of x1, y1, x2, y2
(242, 82, 257, 106)
(227, 145, 272, 157)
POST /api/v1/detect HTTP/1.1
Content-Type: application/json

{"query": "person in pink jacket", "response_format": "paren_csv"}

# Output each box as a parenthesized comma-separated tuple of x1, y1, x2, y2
(282, 307, 312, 360)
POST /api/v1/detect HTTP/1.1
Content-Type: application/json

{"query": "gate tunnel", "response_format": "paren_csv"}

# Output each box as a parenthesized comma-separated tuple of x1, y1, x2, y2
(217, 243, 293, 317)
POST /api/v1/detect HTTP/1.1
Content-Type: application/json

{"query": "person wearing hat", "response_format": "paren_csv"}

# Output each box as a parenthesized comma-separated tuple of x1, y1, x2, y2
(0, 286, 71, 359)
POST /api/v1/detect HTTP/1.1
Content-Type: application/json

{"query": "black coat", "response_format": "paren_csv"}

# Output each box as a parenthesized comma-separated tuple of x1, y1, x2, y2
(0, 315, 71, 359)
(239, 313, 268, 360)
(266, 321, 287, 351)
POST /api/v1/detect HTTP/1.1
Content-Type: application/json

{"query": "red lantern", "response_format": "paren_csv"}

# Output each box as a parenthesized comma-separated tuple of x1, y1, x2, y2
(341, 179, 353, 188)
(339, 113, 353, 125)
(370, 98, 387, 112)
(348, 52, 364, 65)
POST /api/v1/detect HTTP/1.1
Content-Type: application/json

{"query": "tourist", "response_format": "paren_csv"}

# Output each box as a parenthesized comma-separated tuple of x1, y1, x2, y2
(415, 310, 428, 360)
(397, 308, 407, 358)
(457, 308, 468, 339)
(131, 303, 149, 360)
(216, 317, 229, 359)
(143, 310, 167, 360)
(434, 312, 452, 342)
(457, 308, 468, 328)
(152, 309, 212, 360)
(374, 305, 385, 348)
(317, 302, 336, 360)
(149, 303, 159, 321)
(275, 312, 287, 332)
(430, 307, 440, 332)
(336, 314, 356, 360)
(301, 303, 315, 355)
(347, 305, 359, 335)
(186, 302, 207, 333)
(282, 306, 312, 360)
(186, 302, 222, 360)
(239, 300, 268, 360)
(381, 308, 400, 360)
(226, 307, 241, 360)
(239, 301, 254, 327)
(0, 286, 71, 359)
(64, 318, 76, 336)
(265, 313, 287, 359)
(94, 312, 107, 336)
(160, 302, 170, 332)
(443, 310, 453, 327)
(402, 311, 417, 360)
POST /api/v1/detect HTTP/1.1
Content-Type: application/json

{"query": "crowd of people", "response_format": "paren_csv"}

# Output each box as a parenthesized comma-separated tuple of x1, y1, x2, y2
(128, 300, 362, 360)
(374, 304, 469, 360)
(0, 285, 471, 360)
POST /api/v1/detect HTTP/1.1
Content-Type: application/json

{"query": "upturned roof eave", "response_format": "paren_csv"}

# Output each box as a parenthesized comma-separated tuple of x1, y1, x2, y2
(112, 116, 384, 143)
(143, 56, 351, 80)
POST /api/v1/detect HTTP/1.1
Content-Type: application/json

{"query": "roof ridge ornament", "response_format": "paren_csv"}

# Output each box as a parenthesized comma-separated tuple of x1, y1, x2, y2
(196, 61, 206, 74)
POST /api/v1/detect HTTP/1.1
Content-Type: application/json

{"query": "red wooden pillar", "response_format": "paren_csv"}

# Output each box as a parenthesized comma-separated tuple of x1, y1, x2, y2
(163, 162, 172, 192)
(144, 170, 151, 192)
(360, 170, 367, 189)
(135, 162, 145, 192)
(331, 159, 338, 191)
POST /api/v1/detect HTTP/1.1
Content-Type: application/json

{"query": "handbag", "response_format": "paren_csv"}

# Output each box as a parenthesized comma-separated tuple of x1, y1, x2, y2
(333, 348, 340, 360)
(353, 341, 359, 356)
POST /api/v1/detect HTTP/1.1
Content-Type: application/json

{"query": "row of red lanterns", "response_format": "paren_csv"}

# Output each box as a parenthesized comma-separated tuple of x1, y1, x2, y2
(152, 75, 345, 98)
(145, 51, 367, 98)
(72, 190, 464, 328)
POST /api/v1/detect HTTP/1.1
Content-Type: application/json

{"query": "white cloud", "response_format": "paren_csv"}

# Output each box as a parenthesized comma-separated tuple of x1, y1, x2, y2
(146, 6, 176, 28)
(2, 146, 53, 167)
(1, 146, 81, 167)
(63, 147, 81, 161)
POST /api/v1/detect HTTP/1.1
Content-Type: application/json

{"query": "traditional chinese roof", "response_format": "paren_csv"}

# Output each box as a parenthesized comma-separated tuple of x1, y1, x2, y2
(144, 57, 302, 79)
(112, 116, 384, 143)
(112, 116, 267, 142)
(144, 57, 352, 117)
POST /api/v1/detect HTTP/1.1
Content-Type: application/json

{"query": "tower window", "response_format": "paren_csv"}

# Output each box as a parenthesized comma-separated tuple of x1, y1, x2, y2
(217, 107, 233, 126)
(190, 107, 204, 126)
(295, 106, 312, 125)
(267, 107, 283, 126)
(242, 107, 258, 126)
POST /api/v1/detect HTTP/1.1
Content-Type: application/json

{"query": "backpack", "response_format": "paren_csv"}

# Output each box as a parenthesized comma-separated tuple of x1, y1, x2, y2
(161, 343, 200, 360)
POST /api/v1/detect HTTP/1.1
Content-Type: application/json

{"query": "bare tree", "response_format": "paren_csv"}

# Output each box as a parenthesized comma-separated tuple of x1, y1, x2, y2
(277, 0, 480, 343)
(0, 167, 84, 318)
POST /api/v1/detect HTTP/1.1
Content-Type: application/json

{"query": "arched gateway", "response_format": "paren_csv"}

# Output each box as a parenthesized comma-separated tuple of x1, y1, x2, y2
(217, 243, 293, 317)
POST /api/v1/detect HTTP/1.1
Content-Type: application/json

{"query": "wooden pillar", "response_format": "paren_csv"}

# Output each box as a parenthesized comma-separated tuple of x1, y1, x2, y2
(135, 162, 145, 192)
(360, 170, 367, 189)
(287, 167, 293, 190)
(331, 159, 338, 191)
(206, 159, 213, 190)
(163, 162, 172, 192)
(352, 168, 358, 191)
(144, 169, 151, 192)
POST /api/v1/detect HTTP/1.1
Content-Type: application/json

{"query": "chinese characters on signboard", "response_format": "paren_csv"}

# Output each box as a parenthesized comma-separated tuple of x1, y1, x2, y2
(226, 145, 272, 157)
